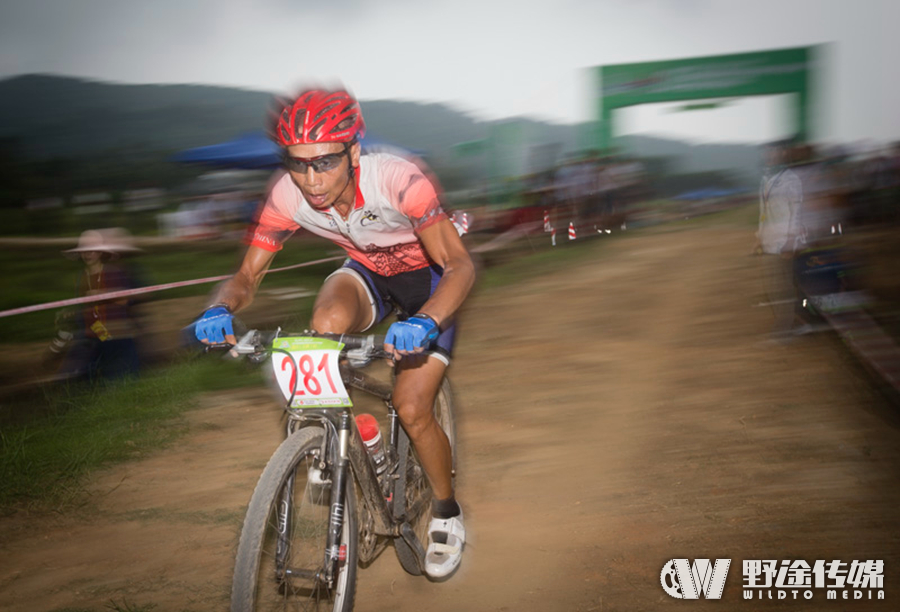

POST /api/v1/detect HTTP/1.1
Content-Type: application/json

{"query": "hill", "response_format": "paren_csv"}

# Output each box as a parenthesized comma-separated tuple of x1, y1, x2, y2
(0, 74, 273, 158)
(0, 74, 761, 189)
(0, 74, 499, 161)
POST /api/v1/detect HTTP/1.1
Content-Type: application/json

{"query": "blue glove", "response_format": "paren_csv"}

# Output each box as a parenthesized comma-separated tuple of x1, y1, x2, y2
(385, 314, 440, 354)
(194, 306, 234, 344)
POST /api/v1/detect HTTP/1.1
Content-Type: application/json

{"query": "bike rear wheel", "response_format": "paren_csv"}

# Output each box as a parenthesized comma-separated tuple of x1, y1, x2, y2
(393, 377, 456, 575)
(232, 427, 357, 612)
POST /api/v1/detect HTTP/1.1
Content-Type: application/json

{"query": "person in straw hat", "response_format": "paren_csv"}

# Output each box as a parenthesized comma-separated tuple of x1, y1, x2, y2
(56, 228, 143, 381)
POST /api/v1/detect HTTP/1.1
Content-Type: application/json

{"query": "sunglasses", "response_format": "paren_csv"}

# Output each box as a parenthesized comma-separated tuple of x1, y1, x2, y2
(283, 146, 350, 173)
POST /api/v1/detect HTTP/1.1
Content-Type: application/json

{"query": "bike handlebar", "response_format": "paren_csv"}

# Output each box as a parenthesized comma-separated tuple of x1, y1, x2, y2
(218, 329, 392, 362)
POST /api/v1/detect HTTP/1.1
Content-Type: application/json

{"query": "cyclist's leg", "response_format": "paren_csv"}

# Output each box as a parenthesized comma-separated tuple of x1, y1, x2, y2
(383, 264, 463, 578)
(392, 355, 453, 500)
(311, 266, 379, 333)
(384, 263, 457, 501)
(394, 354, 465, 579)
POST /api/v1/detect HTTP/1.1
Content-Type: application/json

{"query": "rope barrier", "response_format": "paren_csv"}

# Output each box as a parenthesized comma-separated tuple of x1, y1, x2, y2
(0, 255, 345, 319)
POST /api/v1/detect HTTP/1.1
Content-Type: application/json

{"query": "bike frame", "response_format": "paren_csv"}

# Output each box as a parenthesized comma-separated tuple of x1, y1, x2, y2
(280, 360, 422, 585)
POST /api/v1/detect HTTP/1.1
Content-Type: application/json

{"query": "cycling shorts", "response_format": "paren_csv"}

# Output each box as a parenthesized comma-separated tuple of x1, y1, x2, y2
(325, 259, 456, 365)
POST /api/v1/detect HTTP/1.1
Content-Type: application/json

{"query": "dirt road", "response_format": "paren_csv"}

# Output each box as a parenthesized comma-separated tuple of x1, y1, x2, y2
(2, 208, 899, 611)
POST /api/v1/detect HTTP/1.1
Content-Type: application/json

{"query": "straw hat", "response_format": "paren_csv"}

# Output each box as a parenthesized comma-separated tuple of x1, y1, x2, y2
(101, 227, 142, 253)
(64, 228, 142, 257)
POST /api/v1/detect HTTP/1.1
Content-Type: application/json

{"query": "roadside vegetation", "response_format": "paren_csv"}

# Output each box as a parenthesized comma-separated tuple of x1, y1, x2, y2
(0, 357, 260, 512)
(0, 203, 771, 514)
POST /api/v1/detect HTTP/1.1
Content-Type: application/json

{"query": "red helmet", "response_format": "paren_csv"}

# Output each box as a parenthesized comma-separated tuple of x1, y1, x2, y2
(271, 89, 366, 146)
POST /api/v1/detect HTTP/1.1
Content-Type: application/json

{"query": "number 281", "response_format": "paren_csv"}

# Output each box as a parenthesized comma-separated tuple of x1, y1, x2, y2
(280, 353, 338, 396)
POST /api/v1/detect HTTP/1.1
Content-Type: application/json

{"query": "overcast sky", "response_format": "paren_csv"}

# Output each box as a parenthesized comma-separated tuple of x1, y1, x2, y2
(1, 0, 897, 145)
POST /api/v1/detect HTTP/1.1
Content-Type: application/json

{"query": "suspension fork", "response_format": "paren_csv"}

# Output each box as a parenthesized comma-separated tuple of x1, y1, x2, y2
(323, 412, 351, 583)
(275, 470, 295, 573)
(275, 417, 334, 580)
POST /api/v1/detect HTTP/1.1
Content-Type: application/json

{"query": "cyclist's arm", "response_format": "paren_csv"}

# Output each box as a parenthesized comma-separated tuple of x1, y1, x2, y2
(415, 218, 475, 327)
(209, 245, 277, 313)
(210, 170, 300, 312)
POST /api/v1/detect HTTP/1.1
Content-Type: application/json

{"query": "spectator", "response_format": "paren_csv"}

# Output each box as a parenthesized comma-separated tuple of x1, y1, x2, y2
(754, 140, 804, 341)
(57, 228, 143, 381)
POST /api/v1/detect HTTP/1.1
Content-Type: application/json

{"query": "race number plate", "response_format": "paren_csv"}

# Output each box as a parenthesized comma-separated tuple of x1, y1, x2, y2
(271, 337, 351, 408)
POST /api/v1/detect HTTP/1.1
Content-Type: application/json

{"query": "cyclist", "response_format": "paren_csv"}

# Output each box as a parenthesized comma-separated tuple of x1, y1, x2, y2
(193, 88, 473, 579)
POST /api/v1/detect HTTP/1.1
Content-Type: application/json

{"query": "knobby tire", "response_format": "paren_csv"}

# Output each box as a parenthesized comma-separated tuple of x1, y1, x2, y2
(232, 427, 358, 612)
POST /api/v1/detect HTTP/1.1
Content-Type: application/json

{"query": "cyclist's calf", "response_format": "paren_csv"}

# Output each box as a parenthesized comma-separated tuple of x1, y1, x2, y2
(393, 358, 454, 500)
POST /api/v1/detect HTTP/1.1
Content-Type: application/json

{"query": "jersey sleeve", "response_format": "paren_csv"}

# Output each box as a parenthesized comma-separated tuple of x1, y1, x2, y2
(380, 157, 447, 231)
(247, 172, 301, 252)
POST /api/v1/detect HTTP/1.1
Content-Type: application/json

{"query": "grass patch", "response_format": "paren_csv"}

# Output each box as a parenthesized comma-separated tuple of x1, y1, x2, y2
(0, 355, 262, 512)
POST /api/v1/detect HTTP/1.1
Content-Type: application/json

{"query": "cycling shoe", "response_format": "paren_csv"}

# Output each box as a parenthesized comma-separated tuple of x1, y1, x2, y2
(424, 511, 465, 579)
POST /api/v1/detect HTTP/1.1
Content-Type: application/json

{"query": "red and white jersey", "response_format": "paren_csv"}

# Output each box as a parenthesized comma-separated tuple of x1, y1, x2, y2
(249, 152, 447, 276)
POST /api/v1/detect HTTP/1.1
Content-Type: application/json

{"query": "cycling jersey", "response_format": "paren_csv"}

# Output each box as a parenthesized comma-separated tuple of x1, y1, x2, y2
(249, 152, 447, 276)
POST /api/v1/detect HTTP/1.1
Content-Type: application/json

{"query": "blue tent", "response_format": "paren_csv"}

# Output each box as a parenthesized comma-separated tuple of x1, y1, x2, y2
(173, 132, 423, 170)
(172, 133, 281, 169)
(671, 187, 748, 201)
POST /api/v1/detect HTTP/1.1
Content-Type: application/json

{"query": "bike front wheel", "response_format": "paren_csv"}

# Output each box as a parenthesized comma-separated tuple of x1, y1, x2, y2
(232, 427, 358, 612)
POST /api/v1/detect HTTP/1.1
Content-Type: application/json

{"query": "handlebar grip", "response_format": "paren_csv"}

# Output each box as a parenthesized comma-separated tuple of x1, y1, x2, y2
(203, 343, 234, 353)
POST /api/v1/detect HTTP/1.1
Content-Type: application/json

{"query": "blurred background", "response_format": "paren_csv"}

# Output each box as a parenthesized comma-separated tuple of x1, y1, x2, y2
(1, 0, 898, 389)
(2, 2, 900, 610)
(0, 0, 898, 392)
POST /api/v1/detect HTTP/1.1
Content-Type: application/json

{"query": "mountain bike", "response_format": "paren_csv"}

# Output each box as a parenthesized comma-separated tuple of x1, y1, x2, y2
(226, 329, 456, 612)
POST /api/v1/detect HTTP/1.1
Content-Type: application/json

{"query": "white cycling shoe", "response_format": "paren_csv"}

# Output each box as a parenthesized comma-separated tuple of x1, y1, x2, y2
(424, 511, 465, 579)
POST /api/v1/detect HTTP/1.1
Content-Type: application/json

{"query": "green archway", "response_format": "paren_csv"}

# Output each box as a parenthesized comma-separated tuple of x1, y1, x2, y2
(595, 46, 822, 151)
